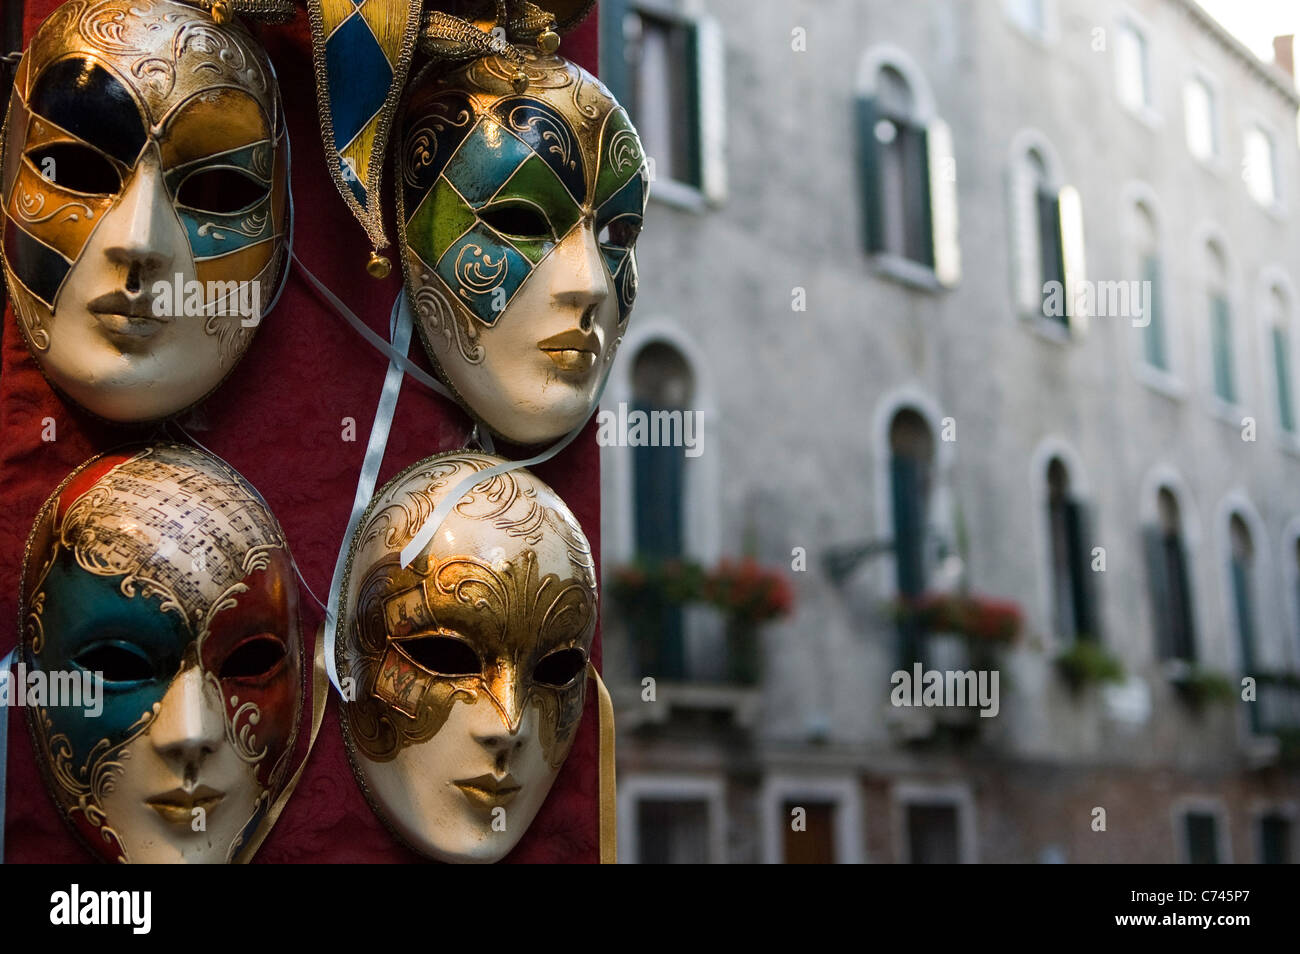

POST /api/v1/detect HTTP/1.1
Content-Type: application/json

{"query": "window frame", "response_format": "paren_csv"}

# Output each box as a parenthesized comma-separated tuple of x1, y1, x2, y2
(618, 773, 727, 864)
(759, 775, 864, 864)
(599, 0, 727, 212)
(1172, 797, 1232, 864)
(1114, 8, 1161, 129)
(893, 781, 977, 864)
(1242, 116, 1285, 218)
(1003, 0, 1058, 46)
(1183, 66, 1226, 173)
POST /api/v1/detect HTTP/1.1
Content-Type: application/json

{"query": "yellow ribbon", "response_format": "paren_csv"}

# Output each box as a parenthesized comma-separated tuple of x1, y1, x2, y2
(588, 661, 617, 864)
(237, 628, 329, 863)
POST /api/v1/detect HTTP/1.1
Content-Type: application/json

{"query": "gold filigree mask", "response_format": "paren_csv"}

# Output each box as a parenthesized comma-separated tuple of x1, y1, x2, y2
(0, 0, 289, 422)
(338, 452, 597, 863)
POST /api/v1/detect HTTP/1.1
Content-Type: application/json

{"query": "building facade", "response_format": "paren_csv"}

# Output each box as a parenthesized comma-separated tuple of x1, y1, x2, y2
(599, 0, 1300, 862)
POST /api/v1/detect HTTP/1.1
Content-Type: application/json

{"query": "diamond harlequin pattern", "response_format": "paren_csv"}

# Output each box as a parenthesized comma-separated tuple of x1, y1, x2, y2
(322, 3, 397, 202)
(436, 223, 532, 325)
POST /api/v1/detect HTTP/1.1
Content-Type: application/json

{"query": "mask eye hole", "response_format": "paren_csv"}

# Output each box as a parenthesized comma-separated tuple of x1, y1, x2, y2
(176, 168, 270, 215)
(73, 641, 155, 686)
(598, 217, 641, 250)
(480, 202, 554, 240)
(402, 635, 481, 676)
(219, 634, 287, 681)
(25, 142, 121, 195)
(533, 648, 587, 688)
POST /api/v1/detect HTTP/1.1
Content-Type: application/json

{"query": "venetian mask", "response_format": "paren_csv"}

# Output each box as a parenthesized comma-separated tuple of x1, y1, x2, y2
(338, 453, 597, 863)
(397, 48, 648, 445)
(20, 443, 304, 863)
(0, 0, 289, 423)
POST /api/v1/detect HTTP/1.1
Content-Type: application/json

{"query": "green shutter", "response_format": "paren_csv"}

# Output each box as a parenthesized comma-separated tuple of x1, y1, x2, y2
(1143, 526, 1174, 659)
(1273, 325, 1295, 433)
(683, 19, 704, 190)
(598, 0, 632, 105)
(1231, 557, 1257, 673)
(1143, 255, 1167, 370)
(1169, 536, 1198, 662)
(1038, 189, 1066, 325)
(1211, 295, 1235, 403)
(856, 97, 885, 253)
(1064, 500, 1099, 641)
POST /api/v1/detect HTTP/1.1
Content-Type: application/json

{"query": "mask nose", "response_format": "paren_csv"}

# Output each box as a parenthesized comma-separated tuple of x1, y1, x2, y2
(102, 148, 177, 292)
(149, 664, 226, 783)
(477, 660, 531, 743)
(551, 222, 611, 314)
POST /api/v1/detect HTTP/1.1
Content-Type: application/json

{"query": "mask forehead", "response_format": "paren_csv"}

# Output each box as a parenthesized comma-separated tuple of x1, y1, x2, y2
(20, 0, 277, 133)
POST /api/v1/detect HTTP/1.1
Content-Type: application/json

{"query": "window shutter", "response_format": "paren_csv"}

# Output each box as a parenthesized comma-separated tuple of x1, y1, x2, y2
(856, 97, 886, 254)
(927, 118, 961, 287)
(1008, 157, 1041, 314)
(694, 15, 727, 204)
(1211, 295, 1235, 403)
(1058, 185, 1088, 333)
(1169, 537, 1198, 662)
(1273, 325, 1295, 433)
(1143, 255, 1167, 369)
(1064, 500, 1100, 641)
(1143, 525, 1174, 659)
(598, 0, 632, 106)
(1230, 558, 1257, 672)
(891, 454, 928, 596)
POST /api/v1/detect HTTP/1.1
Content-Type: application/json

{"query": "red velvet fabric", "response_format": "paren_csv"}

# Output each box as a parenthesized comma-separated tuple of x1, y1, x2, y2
(1, 1, 602, 864)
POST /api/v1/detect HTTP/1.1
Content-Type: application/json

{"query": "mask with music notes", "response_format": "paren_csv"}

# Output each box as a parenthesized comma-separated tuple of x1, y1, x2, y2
(19, 443, 304, 863)
(0, 0, 291, 423)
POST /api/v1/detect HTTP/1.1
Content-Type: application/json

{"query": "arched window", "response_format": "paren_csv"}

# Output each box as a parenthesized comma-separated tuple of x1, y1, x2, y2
(1134, 201, 1168, 370)
(890, 409, 934, 664)
(1046, 458, 1098, 641)
(1265, 284, 1295, 435)
(1228, 514, 1259, 674)
(1009, 133, 1085, 331)
(855, 51, 960, 286)
(1206, 240, 1236, 404)
(1144, 487, 1197, 662)
(629, 341, 695, 678)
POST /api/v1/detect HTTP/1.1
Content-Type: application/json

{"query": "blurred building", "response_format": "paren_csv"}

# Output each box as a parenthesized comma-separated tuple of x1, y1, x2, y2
(598, 0, 1300, 862)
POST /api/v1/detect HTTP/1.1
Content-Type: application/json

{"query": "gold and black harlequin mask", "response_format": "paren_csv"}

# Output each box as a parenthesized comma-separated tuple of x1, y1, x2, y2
(338, 452, 597, 863)
(396, 18, 648, 446)
(0, 0, 290, 423)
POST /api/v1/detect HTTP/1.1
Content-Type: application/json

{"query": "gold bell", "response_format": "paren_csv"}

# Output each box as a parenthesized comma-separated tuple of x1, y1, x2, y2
(366, 251, 391, 279)
(511, 69, 530, 93)
(210, 0, 232, 24)
(537, 29, 560, 55)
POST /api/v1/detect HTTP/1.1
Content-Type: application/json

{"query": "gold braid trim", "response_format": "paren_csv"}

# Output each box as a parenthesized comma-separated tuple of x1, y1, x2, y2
(417, 1, 597, 68)
(187, 0, 297, 25)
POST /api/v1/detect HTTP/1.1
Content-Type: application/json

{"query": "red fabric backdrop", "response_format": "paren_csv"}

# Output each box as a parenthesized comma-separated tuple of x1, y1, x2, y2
(0, 0, 603, 864)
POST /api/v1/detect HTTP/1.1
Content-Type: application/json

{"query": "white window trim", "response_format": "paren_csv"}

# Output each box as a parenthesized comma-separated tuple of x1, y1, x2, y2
(1172, 796, 1232, 864)
(1193, 225, 1247, 417)
(1241, 112, 1287, 220)
(1282, 516, 1300, 673)
(1138, 465, 1209, 667)
(1028, 437, 1093, 649)
(1249, 800, 1298, 863)
(1006, 129, 1070, 330)
(893, 781, 978, 863)
(1002, 0, 1059, 46)
(626, 0, 727, 210)
(618, 773, 727, 864)
(1184, 65, 1228, 175)
(869, 386, 956, 599)
(600, 318, 720, 571)
(1113, 6, 1162, 129)
(1214, 491, 1274, 678)
(759, 774, 864, 864)
(1122, 183, 1185, 392)
(1255, 268, 1300, 449)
